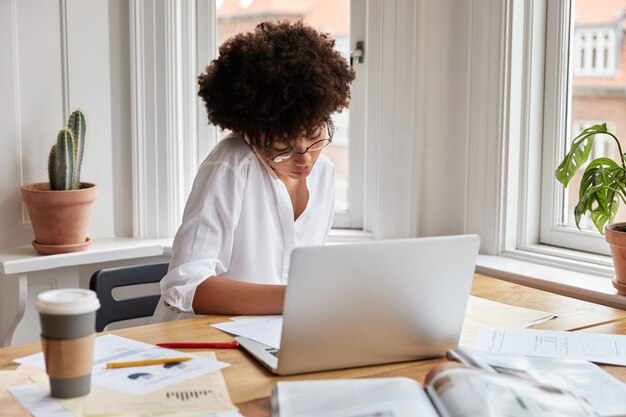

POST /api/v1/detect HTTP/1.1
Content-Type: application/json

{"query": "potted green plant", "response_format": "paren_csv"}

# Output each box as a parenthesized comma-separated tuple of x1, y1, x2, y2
(21, 110, 97, 255)
(555, 123, 626, 295)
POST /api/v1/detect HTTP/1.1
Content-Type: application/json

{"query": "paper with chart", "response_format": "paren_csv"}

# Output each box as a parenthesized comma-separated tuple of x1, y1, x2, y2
(9, 383, 243, 417)
(24, 352, 237, 417)
(473, 325, 626, 366)
(13, 334, 229, 395)
(212, 315, 282, 349)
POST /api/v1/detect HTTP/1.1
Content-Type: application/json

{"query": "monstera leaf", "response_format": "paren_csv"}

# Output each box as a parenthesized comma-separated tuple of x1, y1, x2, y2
(555, 123, 626, 233)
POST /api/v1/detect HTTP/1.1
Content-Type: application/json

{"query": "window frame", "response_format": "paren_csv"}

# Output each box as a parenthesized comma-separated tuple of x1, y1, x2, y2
(130, 0, 423, 241)
(465, 0, 612, 278)
(538, 0, 613, 256)
(464, 0, 621, 305)
(205, 1, 366, 230)
(333, 0, 366, 229)
(464, 0, 617, 278)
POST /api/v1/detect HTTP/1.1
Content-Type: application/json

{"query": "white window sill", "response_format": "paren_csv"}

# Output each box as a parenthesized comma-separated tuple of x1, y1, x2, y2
(328, 228, 374, 243)
(0, 229, 372, 275)
(0, 237, 173, 275)
(329, 233, 625, 310)
(11, 231, 621, 311)
(477, 253, 626, 310)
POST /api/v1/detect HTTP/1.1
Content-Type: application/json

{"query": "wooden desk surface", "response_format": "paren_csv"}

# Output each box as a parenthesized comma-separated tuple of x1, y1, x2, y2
(2, 274, 626, 416)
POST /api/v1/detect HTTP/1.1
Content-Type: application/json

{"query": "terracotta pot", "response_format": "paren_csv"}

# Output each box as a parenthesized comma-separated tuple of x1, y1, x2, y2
(21, 182, 98, 255)
(605, 222, 626, 295)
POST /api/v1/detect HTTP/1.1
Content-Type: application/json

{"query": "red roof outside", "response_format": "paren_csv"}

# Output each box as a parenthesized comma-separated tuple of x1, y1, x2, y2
(574, 0, 626, 25)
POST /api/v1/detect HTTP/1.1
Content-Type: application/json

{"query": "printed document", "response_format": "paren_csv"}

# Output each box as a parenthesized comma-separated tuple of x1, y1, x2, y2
(9, 383, 243, 417)
(473, 325, 626, 366)
(14, 334, 229, 395)
(26, 352, 237, 417)
(212, 316, 282, 349)
(8, 384, 73, 417)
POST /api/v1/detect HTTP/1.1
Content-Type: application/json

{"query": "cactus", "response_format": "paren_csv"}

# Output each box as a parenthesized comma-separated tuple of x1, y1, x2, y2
(67, 110, 85, 189)
(47, 110, 86, 190)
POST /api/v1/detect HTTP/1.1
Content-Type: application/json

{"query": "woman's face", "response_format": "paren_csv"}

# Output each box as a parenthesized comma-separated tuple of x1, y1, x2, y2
(264, 125, 329, 181)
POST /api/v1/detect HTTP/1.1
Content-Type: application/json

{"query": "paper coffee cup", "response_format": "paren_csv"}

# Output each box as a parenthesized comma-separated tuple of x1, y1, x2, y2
(36, 289, 100, 398)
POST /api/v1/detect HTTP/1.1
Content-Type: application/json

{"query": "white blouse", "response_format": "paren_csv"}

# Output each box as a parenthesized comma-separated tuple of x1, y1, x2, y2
(152, 132, 335, 322)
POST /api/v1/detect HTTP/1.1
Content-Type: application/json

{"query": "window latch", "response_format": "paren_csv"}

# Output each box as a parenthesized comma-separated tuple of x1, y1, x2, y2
(350, 41, 364, 66)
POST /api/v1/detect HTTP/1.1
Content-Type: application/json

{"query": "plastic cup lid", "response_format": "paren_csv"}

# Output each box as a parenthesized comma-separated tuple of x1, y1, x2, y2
(36, 289, 100, 315)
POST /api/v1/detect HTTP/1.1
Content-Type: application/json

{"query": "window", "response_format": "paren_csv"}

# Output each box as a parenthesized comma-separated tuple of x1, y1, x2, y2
(539, 0, 626, 256)
(131, 1, 420, 239)
(213, 0, 355, 217)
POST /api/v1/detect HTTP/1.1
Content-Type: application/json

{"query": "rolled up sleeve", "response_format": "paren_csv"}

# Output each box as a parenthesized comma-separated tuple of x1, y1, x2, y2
(160, 159, 247, 313)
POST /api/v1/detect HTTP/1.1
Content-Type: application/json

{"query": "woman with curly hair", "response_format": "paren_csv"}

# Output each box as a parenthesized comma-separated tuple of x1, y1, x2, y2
(152, 20, 355, 321)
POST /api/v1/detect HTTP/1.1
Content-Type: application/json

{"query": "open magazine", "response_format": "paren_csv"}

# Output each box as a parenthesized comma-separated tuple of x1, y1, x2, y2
(271, 369, 598, 417)
(447, 346, 626, 417)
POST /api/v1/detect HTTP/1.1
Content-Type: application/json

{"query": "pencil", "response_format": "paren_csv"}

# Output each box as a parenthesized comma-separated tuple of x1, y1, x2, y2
(106, 357, 193, 369)
(156, 342, 240, 349)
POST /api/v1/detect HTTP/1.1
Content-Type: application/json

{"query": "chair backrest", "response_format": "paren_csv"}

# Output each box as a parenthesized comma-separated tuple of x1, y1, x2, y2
(89, 262, 169, 332)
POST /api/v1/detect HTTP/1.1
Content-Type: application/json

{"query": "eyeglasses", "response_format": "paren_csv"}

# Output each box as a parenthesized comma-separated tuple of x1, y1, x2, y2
(270, 138, 332, 163)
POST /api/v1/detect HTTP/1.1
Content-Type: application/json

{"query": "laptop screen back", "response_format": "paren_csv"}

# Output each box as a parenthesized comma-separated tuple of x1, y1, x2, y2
(276, 234, 480, 375)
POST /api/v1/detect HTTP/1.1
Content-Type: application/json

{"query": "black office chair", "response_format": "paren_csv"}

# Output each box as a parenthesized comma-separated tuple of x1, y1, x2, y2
(89, 262, 169, 332)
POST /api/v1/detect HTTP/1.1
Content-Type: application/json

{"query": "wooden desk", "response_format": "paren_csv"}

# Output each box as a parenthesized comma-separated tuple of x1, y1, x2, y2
(2, 274, 626, 416)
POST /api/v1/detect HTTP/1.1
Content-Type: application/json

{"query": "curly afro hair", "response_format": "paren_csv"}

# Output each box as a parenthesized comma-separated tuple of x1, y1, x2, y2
(198, 20, 355, 152)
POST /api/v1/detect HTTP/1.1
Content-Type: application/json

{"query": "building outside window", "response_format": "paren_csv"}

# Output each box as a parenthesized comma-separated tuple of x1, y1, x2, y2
(573, 27, 617, 77)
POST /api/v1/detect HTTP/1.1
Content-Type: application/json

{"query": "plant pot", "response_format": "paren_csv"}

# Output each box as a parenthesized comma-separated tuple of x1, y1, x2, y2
(605, 222, 626, 295)
(21, 182, 98, 255)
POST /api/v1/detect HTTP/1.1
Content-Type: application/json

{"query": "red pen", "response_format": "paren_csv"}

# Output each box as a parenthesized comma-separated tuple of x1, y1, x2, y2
(156, 342, 240, 349)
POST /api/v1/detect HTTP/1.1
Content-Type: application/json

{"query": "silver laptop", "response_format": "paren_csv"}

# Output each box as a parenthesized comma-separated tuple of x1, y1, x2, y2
(236, 234, 480, 375)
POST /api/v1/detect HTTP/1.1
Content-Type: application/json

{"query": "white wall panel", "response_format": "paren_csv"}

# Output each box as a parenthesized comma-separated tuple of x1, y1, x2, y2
(65, 0, 115, 239)
(417, 0, 472, 237)
(108, 0, 133, 238)
(0, 0, 116, 249)
(0, 0, 65, 248)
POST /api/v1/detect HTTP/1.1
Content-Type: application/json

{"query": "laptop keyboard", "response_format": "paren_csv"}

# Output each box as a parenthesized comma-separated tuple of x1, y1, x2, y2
(265, 347, 279, 358)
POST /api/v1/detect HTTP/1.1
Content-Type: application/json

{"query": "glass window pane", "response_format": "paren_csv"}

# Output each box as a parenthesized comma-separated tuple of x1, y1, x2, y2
(215, 0, 350, 211)
(563, 0, 624, 232)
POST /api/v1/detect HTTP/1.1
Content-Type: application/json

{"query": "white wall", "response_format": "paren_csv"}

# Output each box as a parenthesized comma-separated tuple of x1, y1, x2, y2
(109, 0, 134, 238)
(0, 0, 126, 250)
(0, 0, 138, 346)
(418, 0, 473, 237)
